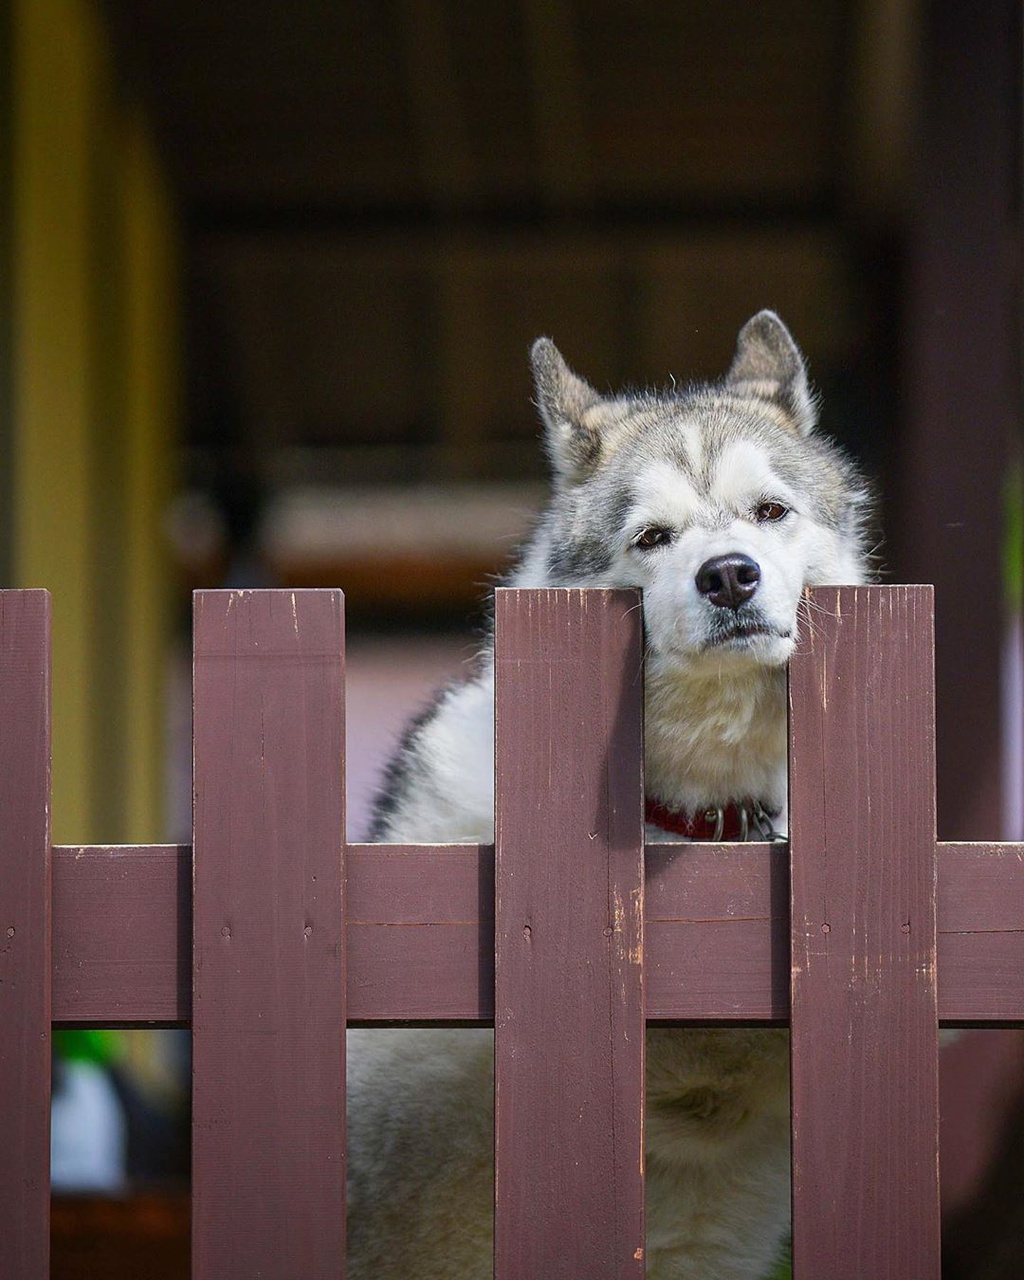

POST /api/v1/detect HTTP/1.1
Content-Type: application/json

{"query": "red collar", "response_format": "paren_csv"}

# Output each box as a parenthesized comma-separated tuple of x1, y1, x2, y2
(644, 796, 781, 841)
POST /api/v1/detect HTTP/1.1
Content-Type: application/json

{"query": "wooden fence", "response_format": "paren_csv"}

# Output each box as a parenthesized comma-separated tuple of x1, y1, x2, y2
(2, 585, 1023, 1280)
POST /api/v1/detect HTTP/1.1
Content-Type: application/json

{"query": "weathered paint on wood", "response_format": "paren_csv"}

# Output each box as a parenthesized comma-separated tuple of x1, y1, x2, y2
(192, 590, 346, 1280)
(493, 588, 646, 1279)
(346, 843, 494, 1021)
(53, 844, 190, 1024)
(645, 842, 789, 1022)
(0, 591, 51, 1280)
(50, 840, 1024, 1026)
(788, 585, 940, 1279)
(936, 843, 1024, 1023)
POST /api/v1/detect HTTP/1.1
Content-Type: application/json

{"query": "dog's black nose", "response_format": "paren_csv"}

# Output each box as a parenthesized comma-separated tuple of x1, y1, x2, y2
(695, 554, 761, 611)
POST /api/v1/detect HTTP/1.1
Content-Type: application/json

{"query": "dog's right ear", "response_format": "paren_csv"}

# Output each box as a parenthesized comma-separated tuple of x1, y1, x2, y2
(531, 338, 603, 484)
(726, 311, 818, 436)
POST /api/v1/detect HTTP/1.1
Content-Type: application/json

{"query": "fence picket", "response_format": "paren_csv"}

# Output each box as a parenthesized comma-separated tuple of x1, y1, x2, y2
(493, 588, 646, 1279)
(789, 586, 940, 1279)
(0, 591, 51, 1280)
(192, 589, 347, 1280)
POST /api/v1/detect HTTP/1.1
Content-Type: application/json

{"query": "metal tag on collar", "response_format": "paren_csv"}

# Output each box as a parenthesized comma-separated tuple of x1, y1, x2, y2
(751, 800, 785, 842)
(703, 806, 726, 842)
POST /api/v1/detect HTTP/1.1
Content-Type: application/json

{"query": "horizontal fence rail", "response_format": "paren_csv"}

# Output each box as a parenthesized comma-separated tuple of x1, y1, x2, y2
(49, 840, 1024, 1027)
(2, 585, 1023, 1280)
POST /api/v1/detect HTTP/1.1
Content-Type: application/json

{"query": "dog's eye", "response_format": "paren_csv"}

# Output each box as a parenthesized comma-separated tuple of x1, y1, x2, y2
(633, 526, 672, 550)
(755, 501, 789, 523)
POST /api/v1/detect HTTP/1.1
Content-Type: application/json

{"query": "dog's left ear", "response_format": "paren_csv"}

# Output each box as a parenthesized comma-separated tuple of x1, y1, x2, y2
(726, 311, 818, 436)
(531, 337, 605, 483)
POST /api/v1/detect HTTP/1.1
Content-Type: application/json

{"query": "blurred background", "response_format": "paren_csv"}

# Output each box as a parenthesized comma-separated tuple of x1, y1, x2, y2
(0, 0, 1021, 1275)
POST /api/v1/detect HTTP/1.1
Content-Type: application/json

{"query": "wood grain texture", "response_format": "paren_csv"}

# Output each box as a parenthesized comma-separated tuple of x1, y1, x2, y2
(789, 585, 940, 1279)
(50, 841, 1024, 1025)
(192, 590, 346, 1280)
(53, 845, 190, 1024)
(346, 843, 494, 1022)
(645, 842, 789, 1022)
(936, 842, 1024, 1023)
(0, 591, 51, 1280)
(493, 588, 646, 1279)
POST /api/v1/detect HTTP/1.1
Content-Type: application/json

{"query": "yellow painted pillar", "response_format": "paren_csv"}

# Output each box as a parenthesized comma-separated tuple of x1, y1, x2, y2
(10, 0, 180, 842)
(11, 0, 103, 841)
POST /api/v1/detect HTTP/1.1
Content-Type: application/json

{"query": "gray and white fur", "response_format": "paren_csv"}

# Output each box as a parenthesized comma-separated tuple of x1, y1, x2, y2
(350, 312, 872, 1279)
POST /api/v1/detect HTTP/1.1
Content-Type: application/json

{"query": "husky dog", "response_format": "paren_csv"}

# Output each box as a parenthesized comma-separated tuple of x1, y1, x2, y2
(348, 312, 871, 1279)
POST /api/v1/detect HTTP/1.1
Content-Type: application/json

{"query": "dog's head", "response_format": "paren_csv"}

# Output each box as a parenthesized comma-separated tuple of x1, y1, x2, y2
(525, 311, 871, 672)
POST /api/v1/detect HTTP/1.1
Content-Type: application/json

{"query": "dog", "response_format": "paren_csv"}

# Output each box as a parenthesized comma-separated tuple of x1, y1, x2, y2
(347, 312, 872, 1279)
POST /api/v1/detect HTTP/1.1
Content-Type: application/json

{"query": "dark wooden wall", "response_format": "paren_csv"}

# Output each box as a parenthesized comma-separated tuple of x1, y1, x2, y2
(898, 0, 1021, 842)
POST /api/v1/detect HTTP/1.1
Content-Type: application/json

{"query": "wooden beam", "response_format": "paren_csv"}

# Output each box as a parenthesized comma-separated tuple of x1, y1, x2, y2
(493, 588, 645, 1279)
(53, 844, 190, 1025)
(191, 590, 346, 1280)
(50, 839, 1024, 1028)
(899, 0, 1019, 839)
(789, 585, 940, 1279)
(0, 591, 51, 1280)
